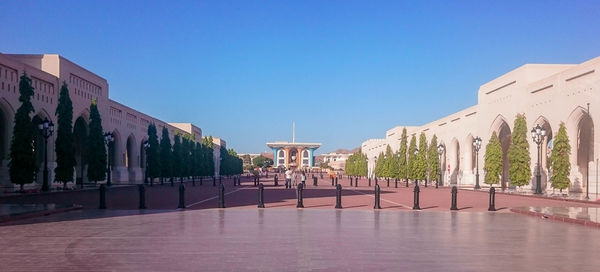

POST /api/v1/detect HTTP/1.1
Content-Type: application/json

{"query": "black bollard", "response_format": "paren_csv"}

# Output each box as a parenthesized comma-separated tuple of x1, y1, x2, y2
(99, 184, 106, 209)
(374, 184, 381, 209)
(435, 178, 439, 189)
(218, 183, 225, 208)
(368, 178, 371, 187)
(297, 183, 304, 208)
(425, 179, 428, 188)
(450, 186, 458, 211)
(387, 178, 390, 187)
(375, 177, 378, 186)
(257, 176, 260, 186)
(335, 177, 338, 186)
(138, 184, 147, 209)
(350, 177, 353, 187)
(213, 176, 216, 186)
(395, 179, 398, 188)
(355, 177, 358, 187)
(258, 183, 265, 208)
(150, 178, 153, 187)
(488, 187, 496, 211)
(274, 175, 279, 186)
(219, 176, 222, 185)
(178, 183, 186, 209)
(405, 179, 409, 187)
(313, 176, 318, 186)
(192, 177, 195, 186)
(331, 177, 334, 186)
(413, 184, 421, 210)
(170, 177, 174, 187)
(335, 184, 343, 209)
(199, 177, 203, 186)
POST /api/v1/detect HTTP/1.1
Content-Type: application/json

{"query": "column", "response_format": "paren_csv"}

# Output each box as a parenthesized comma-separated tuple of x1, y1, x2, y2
(273, 148, 279, 167)
(309, 148, 315, 167)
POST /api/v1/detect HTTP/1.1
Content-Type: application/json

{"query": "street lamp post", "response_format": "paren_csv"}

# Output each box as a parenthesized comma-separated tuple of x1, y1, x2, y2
(531, 124, 546, 195)
(473, 137, 482, 190)
(104, 132, 115, 187)
(414, 148, 419, 187)
(143, 140, 150, 184)
(38, 119, 54, 192)
(437, 144, 445, 188)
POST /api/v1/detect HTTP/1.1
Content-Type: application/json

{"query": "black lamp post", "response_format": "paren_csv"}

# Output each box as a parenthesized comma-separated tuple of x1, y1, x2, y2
(437, 144, 445, 188)
(531, 124, 546, 195)
(104, 132, 114, 187)
(414, 148, 419, 187)
(143, 140, 150, 184)
(38, 118, 54, 192)
(473, 136, 482, 190)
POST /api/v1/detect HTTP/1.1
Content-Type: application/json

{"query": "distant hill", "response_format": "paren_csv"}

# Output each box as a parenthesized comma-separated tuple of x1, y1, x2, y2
(331, 147, 360, 154)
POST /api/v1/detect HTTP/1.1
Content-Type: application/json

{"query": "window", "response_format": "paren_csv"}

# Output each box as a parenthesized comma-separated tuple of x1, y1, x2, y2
(303, 150, 308, 157)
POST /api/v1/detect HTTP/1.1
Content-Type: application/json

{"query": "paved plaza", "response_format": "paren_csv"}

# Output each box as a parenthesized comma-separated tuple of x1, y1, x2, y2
(0, 175, 599, 271)
(1, 209, 599, 271)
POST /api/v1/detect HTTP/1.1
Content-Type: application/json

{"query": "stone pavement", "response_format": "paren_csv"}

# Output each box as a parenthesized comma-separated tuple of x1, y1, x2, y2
(1, 209, 599, 271)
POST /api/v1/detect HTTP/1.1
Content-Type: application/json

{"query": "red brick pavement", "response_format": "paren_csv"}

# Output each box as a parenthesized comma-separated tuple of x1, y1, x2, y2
(2, 175, 598, 212)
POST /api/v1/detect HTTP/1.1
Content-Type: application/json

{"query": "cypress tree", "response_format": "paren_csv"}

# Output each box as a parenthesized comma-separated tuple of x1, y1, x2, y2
(359, 152, 368, 177)
(550, 122, 571, 192)
(408, 135, 417, 180)
(9, 72, 37, 191)
(172, 133, 182, 181)
(146, 123, 161, 181)
(86, 100, 106, 183)
(398, 128, 408, 180)
(345, 153, 355, 176)
(374, 152, 384, 178)
(54, 82, 76, 188)
(508, 114, 531, 187)
(383, 145, 394, 178)
(159, 127, 172, 183)
(194, 142, 202, 178)
(387, 146, 400, 179)
(427, 134, 440, 182)
(484, 132, 502, 185)
(415, 133, 428, 181)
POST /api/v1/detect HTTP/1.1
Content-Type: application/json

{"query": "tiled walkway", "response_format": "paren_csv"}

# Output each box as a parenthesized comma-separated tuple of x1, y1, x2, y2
(1, 209, 599, 271)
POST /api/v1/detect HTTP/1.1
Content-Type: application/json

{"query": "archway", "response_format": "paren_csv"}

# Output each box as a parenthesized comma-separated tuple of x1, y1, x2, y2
(0, 100, 14, 186)
(498, 121, 512, 190)
(450, 138, 460, 184)
(73, 117, 88, 185)
(302, 150, 309, 168)
(289, 149, 298, 169)
(126, 134, 137, 182)
(577, 112, 594, 192)
(566, 107, 594, 192)
(439, 141, 447, 186)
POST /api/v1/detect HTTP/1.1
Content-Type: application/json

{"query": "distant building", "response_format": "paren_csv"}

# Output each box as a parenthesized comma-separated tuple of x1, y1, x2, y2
(318, 152, 351, 171)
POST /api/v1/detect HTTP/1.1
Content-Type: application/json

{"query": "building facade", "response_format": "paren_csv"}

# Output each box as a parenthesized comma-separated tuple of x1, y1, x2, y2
(267, 142, 321, 169)
(0, 53, 224, 190)
(362, 56, 600, 194)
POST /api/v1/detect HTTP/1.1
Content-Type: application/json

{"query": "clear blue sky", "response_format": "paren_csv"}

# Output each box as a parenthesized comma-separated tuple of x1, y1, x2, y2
(1, 0, 599, 154)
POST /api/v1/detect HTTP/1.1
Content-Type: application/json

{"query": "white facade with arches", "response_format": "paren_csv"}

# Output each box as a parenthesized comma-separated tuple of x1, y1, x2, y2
(362, 56, 600, 194)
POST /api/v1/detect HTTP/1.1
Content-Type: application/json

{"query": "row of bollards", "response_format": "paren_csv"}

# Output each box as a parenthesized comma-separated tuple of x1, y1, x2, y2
(98, 178, 498, 212)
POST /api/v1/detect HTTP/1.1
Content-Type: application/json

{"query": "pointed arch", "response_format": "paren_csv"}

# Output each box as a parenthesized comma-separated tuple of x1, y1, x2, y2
(449, 138, 460, 184)
(73, 116, 88, 185)
(111, 129, 123, 167)
(490, 114, 510, 135)
(0, 99, 15, 163)
(566, 106, 594, 192)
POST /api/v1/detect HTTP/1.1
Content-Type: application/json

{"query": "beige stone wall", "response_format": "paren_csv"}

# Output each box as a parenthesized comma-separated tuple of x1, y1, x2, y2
(0, 53, 220, 189)
(362, 56, 600, 194)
